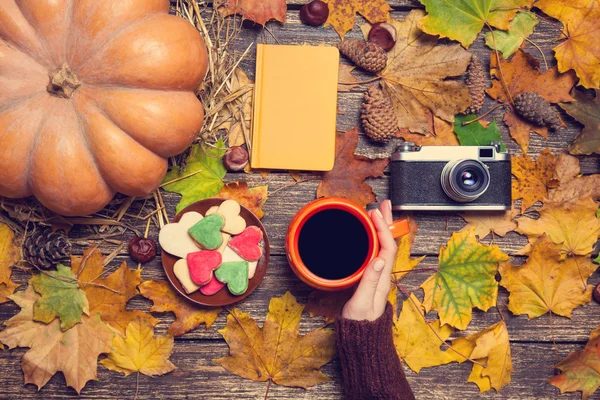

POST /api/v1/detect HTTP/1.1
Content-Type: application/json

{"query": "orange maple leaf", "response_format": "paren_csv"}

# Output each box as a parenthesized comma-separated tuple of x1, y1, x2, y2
(397, 115, 459, 146)
(323, 0, 392, 38)
(316, 127, 388, 208)
(216, 181, 268, 219)
(218, 0, 286, 25)
(511, 148, 557, 213)
(487, 50, 576, 151)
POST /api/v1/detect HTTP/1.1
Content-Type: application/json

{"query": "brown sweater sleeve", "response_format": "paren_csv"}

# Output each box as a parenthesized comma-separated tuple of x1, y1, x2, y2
(335, 303, 415, 400)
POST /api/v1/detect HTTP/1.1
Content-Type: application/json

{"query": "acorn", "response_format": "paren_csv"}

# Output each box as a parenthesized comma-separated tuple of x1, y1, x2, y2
(368, 23, 397, 52)
(299, 1, 329, 26)
(223, 146, 249, 171)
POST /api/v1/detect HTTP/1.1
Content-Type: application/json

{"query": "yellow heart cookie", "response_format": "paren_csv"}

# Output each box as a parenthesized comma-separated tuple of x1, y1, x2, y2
(208, 200, 246, 235)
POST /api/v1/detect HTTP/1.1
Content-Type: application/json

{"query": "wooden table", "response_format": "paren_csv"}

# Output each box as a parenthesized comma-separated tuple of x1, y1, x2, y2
(1, 2, 598, 399)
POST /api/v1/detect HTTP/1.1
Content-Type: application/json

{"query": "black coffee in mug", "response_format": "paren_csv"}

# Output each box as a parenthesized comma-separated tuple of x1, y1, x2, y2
(297, 209, 369, 280)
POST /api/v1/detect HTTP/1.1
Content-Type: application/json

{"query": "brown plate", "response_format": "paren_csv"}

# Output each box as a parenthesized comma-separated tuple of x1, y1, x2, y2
(161, 198, 270, 307)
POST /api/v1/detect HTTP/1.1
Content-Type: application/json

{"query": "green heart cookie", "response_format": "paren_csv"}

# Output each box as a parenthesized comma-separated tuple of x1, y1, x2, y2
(214, 261, 249, 295)
(188, 214, 224, 250)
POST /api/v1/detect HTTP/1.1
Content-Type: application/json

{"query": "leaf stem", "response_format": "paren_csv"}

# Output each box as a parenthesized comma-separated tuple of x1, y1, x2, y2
(391, 268, 438, 274)
(461, 104, 505, 125)
(267, 177, 320, 197)
(264, 379, 272, 400)
(525, 38, 549, 72)
(486, 22, 514, 106)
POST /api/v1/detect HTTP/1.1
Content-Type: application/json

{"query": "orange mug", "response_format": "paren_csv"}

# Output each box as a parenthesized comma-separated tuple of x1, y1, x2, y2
(286, 197, 410, 291)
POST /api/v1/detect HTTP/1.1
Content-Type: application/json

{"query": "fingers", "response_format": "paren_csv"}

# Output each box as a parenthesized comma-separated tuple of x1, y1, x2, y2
(380, 199, 393, 225)
(352, 257, 386, 305)
(370, 207, 396, 254)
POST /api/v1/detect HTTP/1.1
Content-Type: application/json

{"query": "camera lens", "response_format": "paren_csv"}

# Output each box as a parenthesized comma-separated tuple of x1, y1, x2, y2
(441, 159, 490, 202)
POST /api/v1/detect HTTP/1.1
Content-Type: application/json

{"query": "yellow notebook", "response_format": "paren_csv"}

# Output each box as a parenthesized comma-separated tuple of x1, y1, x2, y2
(251, 44, 339, 171)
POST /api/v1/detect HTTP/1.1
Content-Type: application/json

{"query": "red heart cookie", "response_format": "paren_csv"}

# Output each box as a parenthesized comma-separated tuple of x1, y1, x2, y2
(228, 226, 263, 262)
(200, 276, 225, 296)
(186, 250, 222, 286)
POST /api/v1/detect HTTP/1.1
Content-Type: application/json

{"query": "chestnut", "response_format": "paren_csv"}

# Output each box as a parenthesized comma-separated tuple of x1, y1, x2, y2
(594, 282, 600, 304)
(300, 0, 329, 26)
(223, 146, 249, 171)
(368, 22, 397, 52)
(128, 237, 156, 264)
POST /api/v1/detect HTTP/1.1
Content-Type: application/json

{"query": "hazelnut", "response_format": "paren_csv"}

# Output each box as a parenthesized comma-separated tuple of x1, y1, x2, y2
(223, 146, 249, 171)
(368, 23, 397, 52)
(300, 0, 329, 26)
(594, 282, 600, 304)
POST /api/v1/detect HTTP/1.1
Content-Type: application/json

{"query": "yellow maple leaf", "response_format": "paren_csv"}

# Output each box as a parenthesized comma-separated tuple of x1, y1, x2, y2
(0, 286, 114, 393)
(101, 316, 176, 377)
(499, 235, 597, 318)
(516, 196, 600, 257)
(323, 0, 391, 38)
(459, 208, 518, 240)
(511, 148, 558, 212)
(138, 280, 221, 336)
(535, 0, 600, 88)
(0, 222, 19, 304)
(448, 321, 512, 392)
(393, 294, 455, 373)
(214, 292, 335, 388)
(72, 247, 156, 334)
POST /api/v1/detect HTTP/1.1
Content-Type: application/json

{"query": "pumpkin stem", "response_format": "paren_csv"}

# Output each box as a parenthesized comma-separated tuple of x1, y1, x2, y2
(47, 63, 81, 99)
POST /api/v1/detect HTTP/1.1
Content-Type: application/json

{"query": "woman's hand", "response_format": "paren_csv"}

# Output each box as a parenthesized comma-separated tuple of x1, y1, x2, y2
(341, 199, 397, 321)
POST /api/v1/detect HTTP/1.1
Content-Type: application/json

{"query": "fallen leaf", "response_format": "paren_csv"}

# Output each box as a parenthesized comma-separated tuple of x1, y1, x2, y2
(418, 0, 533, 48)
(138, 280, 221, 336)
(484, 11, 538, 58)
(337, 64, 360, 92)
(548, 153, 600, 203)
(550, 326, 600, 400)
(216, 182, 268, 219)
(487, 50, 577, 151)
(323, 0, 391, 38)
(516, 196, 600, 257)
(215, 68, 254, 147)
(397, 115, 460, 146)
(214, 292, 335, 388)
(72, 247, 156, 335)
(420, 229, 509, 330)
(448, 321, 512, 392)
(454, 114, 506, 150)
(31, 264, 89, 331)
(364, 11, 472, 133)
(499, 235, 597, 319)
(389, 216, 424, 315)
(393, 294, 455, 373)
(218, 0, 286, 25)
(561, 89, 600, 155)
(316, 128, 388, 208)
(0, 286, 114, 393)
(0, 222, 19, 304)
(459, 208, 518, 240)
(511, 148, 557, 212)
(162, 138, 227, 213)
(535, 0, 600, 88)
(100, 316, 176, 377)
(305, 289, 353, 324)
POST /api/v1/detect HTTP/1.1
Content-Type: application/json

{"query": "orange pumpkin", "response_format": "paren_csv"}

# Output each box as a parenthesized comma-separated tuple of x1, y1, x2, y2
(0, 0, 208, 216)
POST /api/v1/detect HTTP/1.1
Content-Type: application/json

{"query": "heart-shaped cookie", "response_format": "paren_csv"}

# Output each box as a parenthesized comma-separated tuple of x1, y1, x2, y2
(187, 250, 222, 286)
(200, 276, 225, 296)
(188, 214, 225, 250)
(215, 261, 249, 295)
(207, 200, 246, 235)
(159, 212, 203, 258)
(222, 246, 258, 279)
(228, 226, 263, 261)
(173, 259, 200, 294)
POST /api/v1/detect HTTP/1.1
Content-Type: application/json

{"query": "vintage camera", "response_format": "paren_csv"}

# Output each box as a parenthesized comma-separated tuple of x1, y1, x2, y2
(390, 143, 511, 211)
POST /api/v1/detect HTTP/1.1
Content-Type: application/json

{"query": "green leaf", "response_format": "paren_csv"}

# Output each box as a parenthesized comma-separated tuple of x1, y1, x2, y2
(31, 264, 89, 331)
(420, 229, 509, 330)
(454, 114, 506, 151)
(484, 11, 538, 58)
(418, 0, 533, 48)
(162, 138, 227, 213)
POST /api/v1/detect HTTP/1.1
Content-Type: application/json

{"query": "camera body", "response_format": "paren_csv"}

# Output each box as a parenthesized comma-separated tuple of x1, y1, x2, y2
(390, 143, 511, 211)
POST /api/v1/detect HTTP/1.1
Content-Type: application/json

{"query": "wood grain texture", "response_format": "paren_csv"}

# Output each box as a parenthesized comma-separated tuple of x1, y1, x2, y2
(1, 5, 599, 400)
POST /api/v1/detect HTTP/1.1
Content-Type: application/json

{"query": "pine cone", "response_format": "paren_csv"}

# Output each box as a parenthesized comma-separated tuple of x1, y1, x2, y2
(338, 39, 387, 73)
(24, 227, 71, 270)
(514, 92, 562, 130)
(361, 85, 397, 142)
(465, 54, 485, 114)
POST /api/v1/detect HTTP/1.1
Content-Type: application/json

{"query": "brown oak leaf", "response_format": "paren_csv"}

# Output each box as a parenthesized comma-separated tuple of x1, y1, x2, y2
(323, 0, 391, 38)
(72, 247, 156, 335)
(487, 49, 577, 151)
(0, 286, 114, 393)
(561, 89, 600, 155)
(548, 152, 600, 203)
(337, 64, 360, 93)
(511, 148, 557, 213)
(305, 289, 353, 324)
(138, 280, 221, 336)
(316, 127, 388, 208)
(0, 222, 19, 304)
(218, 0, 286, 25)
(216, 181, 268, 219)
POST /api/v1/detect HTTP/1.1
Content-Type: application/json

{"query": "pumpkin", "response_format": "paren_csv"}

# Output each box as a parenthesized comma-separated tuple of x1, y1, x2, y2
(0, 0, 208, 216)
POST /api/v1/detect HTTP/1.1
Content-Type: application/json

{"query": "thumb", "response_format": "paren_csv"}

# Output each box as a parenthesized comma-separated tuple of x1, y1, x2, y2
(353, 258, 386, 303)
